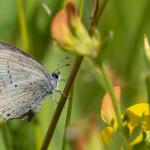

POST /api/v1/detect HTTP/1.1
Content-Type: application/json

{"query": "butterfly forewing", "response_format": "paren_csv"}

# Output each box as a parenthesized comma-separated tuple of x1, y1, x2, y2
(0, 42, 51, 122)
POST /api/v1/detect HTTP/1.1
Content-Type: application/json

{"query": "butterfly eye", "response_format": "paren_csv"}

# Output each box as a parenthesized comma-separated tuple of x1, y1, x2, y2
(52, 73, 59, 79)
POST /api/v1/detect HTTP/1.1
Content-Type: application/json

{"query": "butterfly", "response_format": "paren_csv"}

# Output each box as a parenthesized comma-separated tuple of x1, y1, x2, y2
(0, 41, 62, 122)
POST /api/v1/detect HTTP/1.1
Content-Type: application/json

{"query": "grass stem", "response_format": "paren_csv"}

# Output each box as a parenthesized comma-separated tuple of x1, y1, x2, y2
(40, 1, 107, 149)
(62, 86, 74, 150)
(16, 0, 30, 53)
(100, 62, 123, 128)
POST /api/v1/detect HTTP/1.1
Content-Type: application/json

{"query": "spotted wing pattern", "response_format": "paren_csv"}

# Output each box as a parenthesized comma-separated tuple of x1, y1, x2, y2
(0, 42, 50, 122)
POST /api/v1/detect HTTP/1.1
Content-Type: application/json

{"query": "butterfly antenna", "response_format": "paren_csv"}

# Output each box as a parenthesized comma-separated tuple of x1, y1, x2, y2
(54, 56, 70, 73)
(55, 64, 69, 73)
(56, 56, 69, 68)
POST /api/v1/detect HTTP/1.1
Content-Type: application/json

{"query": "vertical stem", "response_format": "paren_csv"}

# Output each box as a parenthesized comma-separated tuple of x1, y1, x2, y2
(79, 0, 84, 19)
(145, 78, 150, 116)
(40, 0, 108, 149)
(62, 1, 84, 149)
(62, 86, 74, 150)
(16, 0, 30, 53)
(1, 125, 12, 150)
(32, 122, 42, 150)
(41, 56, 83, 150)
(100, 62, 123, 128)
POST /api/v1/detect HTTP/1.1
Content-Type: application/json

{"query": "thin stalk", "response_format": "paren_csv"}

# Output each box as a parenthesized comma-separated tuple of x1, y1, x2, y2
(32, 122, 42, 150)
(100, 62, 123, 128)
(62, 86, 74, 150)
(1, 125, 12, 150)
(40, 1, 107, 149)
(62, 0, 84, 149)
(16, 0, 30, 53)
(41, 56, 83, 150)
(145, 78, 150, 116)
(86, 58, 106, 88)
(79, 0, 85, 19)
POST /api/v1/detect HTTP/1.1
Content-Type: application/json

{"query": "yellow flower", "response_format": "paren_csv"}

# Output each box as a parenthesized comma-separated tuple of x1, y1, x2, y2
(100, 86, 150, 147)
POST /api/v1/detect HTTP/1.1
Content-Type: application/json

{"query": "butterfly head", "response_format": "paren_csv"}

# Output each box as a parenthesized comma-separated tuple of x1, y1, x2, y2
(50, 63, 69, 87)
(47, 60, 69, 95)
(46, 71, 61, 95)
(52, 72, 60, 80)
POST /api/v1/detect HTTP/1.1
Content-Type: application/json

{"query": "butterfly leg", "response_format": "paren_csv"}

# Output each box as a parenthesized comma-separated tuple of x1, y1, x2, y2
(51, 95, 54, 100)
(55, 89, 66, 98)
(18, 108, 35, 121)
(27, 109, 35, 122)
(60, 78, 67, 82)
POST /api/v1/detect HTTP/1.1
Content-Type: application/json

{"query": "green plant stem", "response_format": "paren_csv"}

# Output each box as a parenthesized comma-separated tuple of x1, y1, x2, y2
(16, 0, 30, 53)
(41, 56, 83, 150)
(61, 1, 84, 149)
(40, 1, 107, 150)
(79, 0, 84, 19)
(100, 62, 123, 128)
(145, 78, 150, 115)
(62, 86, 74, 150)
(86, 58, 106, 88)
(32, 122, 42, 150)
(1, 125, 12, 150)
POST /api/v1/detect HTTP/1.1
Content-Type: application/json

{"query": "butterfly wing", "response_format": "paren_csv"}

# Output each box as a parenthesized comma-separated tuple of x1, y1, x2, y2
(0, 42, 51, 122)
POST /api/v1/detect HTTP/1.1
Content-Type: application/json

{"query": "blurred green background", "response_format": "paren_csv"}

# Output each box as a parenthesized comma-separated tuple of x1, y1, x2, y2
(0, 0, 150, 149)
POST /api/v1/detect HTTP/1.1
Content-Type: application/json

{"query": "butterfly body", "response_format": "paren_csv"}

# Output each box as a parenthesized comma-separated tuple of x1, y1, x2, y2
(0, 41, 60, 122)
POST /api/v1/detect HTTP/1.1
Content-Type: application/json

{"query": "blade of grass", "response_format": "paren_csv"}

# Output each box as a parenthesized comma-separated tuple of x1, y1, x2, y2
(0, 130, 6, 150)
(1, 125, 12, 150)
(145, 77, 150, 118)
(124, 0, 150, 79)
(62, 86, 74, 150)
(79, 0, 85, 19)
(100, 62, 123, 129)
(144, 35, 150, 117)
(32, 121, 42, 150)
(16, 0, 30, 53)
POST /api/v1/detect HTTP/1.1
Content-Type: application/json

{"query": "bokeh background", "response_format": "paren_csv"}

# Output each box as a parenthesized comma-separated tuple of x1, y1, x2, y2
(0, 0, 149, 149)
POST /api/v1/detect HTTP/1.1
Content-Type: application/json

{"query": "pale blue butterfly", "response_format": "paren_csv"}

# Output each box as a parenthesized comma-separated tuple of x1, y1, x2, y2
(0, 41, 62, 122)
